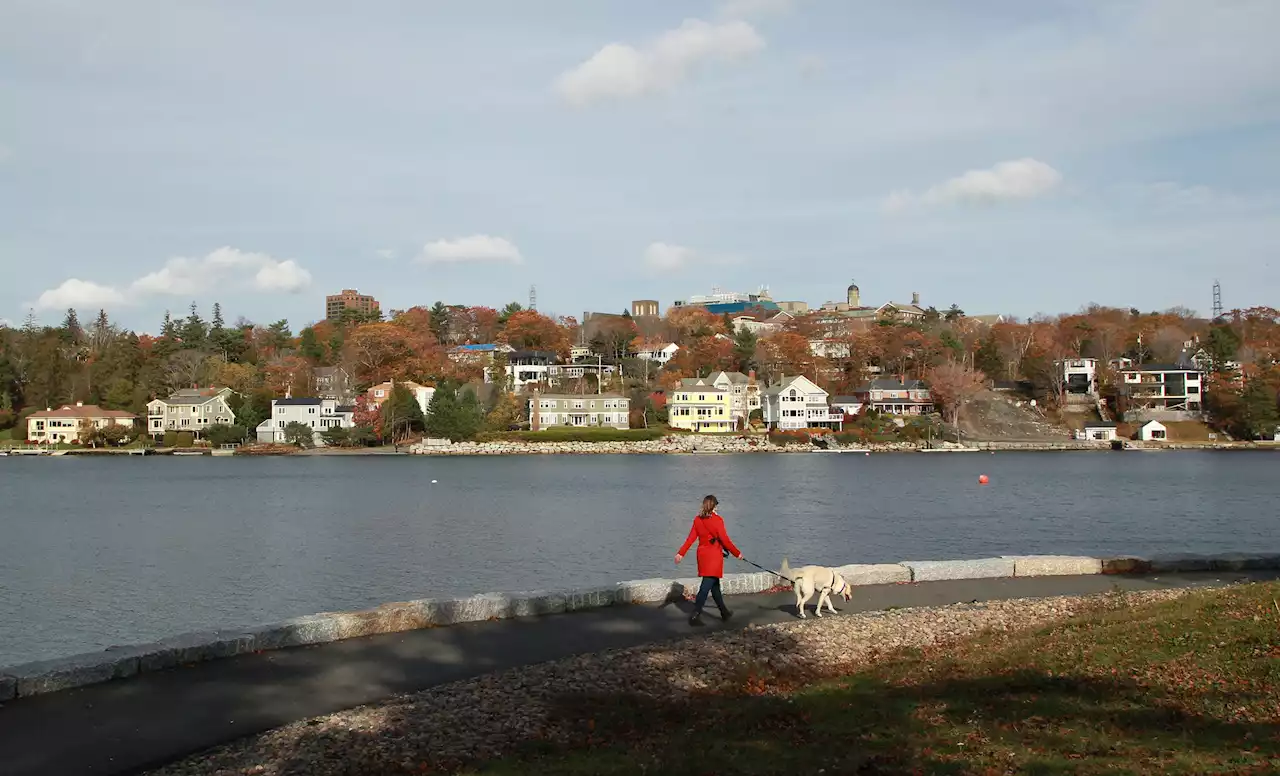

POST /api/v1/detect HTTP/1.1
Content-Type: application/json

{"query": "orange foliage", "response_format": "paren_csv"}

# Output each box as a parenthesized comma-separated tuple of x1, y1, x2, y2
(500, 310, 570, 356)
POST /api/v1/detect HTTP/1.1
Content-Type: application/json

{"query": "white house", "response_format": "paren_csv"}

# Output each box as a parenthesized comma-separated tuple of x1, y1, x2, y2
(830, 396, 863, 417)
(147, 386, 237, 440)
(1121, 363, 1203, 419)
(1077, 421, 1118, 441)
(1138, 420, 1168, 442)
(1058, 358, 1099, 396)
(762, 374, 843, 431)
(255, 398, 355, 446)
(366, 380, 435, 416)
(633, 341, 680, 365)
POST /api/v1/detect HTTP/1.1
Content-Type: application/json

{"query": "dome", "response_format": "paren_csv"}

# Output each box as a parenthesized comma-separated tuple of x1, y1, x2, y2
(847, 280, 859, 291)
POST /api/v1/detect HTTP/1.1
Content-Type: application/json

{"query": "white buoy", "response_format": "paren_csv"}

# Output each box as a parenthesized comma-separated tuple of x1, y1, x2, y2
(431, 479, 438, 484)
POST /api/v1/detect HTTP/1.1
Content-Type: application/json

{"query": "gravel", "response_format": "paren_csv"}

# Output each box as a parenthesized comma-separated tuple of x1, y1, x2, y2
(148, 589, 1190, 776)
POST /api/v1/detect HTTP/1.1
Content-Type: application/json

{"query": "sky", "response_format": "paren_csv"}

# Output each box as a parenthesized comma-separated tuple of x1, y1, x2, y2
(3, 0, 1279, 332)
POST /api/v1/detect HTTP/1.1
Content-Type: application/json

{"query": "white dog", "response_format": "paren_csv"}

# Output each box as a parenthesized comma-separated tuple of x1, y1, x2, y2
(780, 557, 852, 618)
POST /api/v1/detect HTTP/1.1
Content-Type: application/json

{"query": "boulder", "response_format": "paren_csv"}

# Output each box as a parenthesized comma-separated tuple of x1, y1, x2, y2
(617, 577, 681, 604)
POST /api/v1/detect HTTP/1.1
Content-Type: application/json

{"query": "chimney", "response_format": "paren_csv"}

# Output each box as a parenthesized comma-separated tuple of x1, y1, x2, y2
(912, 292, 920, 306)
(530, 389, 540, 431)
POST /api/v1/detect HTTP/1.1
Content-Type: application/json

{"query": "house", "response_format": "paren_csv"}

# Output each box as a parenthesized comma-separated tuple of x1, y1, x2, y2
(633, 341, 680, 365)
(1120, 364, 1204, 420)
(850, 379, 934, 416)
(1077, 421, 1118, 442)
(255, 398, 355, 446)
(668, 384, 735, 432)
(762, 374, 843, 431)
(1138, 419, 1168, 442)
(830, 396, 863, 417)
(448, 343, 514, 365)
(528, 394, 630, 430)
(970, 314, 1007, 326)
(1058, 358, 1099, 396)
(312, 367, 355, 404)
(366, 380, 435, 416)
(26, 403, 137, 444)
(876, 293, 927, 322)
(147, 386, 236, 440)
(505, 350, 559, 391)
(677, 371, 760, 426)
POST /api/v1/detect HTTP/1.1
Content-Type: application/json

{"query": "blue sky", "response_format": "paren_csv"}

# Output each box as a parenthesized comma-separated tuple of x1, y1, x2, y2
(3, 0, 1279, 332)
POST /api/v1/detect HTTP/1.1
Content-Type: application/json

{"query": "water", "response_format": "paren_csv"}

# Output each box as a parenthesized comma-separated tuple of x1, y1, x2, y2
(1, 451, 1276, 665)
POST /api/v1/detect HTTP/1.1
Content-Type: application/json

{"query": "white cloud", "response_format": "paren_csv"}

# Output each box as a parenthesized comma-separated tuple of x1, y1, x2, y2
(418, 234, 523, 264)
(30, 247, 313, 311)
(885, 158, 1063, 212)
(34, 279, 128, 311)
(554, 19, 765, 106)
(643, 242, 699, 270)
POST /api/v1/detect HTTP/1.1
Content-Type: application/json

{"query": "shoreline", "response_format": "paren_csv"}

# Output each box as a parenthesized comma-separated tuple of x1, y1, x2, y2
(3, 551, 1278, 703)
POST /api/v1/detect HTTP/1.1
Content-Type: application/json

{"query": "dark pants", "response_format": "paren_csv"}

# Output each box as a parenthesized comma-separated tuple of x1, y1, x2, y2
(694, 576, 728, 614)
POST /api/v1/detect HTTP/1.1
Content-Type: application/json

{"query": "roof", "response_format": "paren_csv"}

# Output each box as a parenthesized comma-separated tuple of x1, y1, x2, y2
(453, 343, 497, 352)
(762, 374, 825, 397)
(335, 405, 356, 414)
(830, 396, 861, 404)
(1126, 363, 1199, 373)
(705, 370, 749, 385)
(1139, 419, 1167, 427)
(855, 379, 930, 391)
(28, 404, 137, 420)
(969, 314, 1006, 325)
(273, 397, 326, 406)
(1083, 421, 1117, 428)
(529, 393, 629, 400)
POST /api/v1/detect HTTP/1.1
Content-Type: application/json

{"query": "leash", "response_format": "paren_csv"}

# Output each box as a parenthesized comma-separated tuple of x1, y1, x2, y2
(729, 552, 795, 584)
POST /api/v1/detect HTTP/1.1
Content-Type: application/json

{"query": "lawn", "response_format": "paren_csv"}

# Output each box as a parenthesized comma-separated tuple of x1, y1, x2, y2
(467, 582, 1280, 775)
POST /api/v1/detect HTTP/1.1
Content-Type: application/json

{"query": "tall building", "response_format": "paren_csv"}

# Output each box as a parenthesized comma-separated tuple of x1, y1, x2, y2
(631, 299, 660, 317)
(325, 289, 380, 321)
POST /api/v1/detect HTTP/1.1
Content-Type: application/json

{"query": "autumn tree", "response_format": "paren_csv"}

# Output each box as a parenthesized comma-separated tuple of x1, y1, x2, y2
(344, 322, 418, 386)
(501, 310, 570, 356)
(757, 332, 812, 381)
(926, 362, 987, 427)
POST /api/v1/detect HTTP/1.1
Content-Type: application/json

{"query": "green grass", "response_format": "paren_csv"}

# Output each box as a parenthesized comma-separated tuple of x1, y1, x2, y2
(465, 582, 1280, 775)
(476, 428, 668, 443)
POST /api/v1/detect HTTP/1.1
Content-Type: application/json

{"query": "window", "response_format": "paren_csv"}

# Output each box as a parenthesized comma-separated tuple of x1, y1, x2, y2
(375, 389, 385, 397)
(181, 419, 190, 426)
(573, 400, 585, 409)
(277, 407, 286, 414)
(309, 407, 316, 414)
(278, 420, 285, 428)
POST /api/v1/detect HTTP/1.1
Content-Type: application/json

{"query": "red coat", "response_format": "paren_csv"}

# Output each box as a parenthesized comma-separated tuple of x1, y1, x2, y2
(677, 512, 741, 578)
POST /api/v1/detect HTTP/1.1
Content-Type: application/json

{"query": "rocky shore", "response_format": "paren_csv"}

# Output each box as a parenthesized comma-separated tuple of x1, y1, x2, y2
(147, 588, 1190, 776)
(409, 435, 985, 455)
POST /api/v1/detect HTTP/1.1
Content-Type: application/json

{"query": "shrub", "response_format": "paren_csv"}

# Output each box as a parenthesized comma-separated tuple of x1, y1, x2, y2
(174, 431, 195, 448)
(767, 429, 810, 446)
(0, 409, 14, 430)
(205, 423, 247, 446)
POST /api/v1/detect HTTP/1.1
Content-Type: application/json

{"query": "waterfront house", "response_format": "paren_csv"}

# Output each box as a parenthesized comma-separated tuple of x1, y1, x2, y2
(1137, 419, 1168, 442)
(830, 396, 863, 417)
(366, 380, 435, 416)
(762, 375, 843, 431)
(312, 367, 355, 405)
(147, 386, 236, 440)
(632, 341, 680, 365)
(528, 394, 631, 430)
(850, 379, 935, 416)
(501, 351, 618, 392)
(26, 403, 137, 444)
(255, 398, 356, 446)
(1057, 358, 1099, 396)
(1078, 421, 1118, 442)
(1120, 363, 1203, 420)
(668, 383, 735, 432)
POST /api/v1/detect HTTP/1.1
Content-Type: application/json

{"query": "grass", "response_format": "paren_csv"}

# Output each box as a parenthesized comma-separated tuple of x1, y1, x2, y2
(466, 582, 1280, 775)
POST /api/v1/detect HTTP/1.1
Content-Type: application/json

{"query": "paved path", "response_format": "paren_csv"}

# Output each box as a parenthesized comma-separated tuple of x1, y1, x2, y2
(2, 571, 1274, 776)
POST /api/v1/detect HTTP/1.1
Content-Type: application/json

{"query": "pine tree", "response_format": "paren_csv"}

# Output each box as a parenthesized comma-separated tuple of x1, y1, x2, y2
(299, 327, 325, 362)
(211, 302, 225, 333)
(161, 311, 178, 339)
(62, 308, 83, 342)
(181, 302, 207, 348)
(429, 301, 449, 342)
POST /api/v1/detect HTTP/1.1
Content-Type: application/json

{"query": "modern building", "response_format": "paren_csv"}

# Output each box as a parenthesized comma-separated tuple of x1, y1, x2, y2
(673, 287, 781, 315)
(26, 403, 137, 444)
(365, 380, 435, 416)
(668, 384, 735, 433)
(1058, 358, 1100, 396)
(762, 375, 843, 430)
(528, 394, 631, 430)
(147, 387, 237, 439)
(1120, 364, 1204, 419)
(501, 351, 619, 392)
(631, 300, 660, 317)
(312, 366, 355, 405)
(325, 289, 380, 322)
(850, 379, 935, 416)
(255, 398, 355, 446)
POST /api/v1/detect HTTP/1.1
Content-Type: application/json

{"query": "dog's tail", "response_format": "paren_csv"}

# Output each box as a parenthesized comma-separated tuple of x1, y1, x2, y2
(779, 557, 793, 586)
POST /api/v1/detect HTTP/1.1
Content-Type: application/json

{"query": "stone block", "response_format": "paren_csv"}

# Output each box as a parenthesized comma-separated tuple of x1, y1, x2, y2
(562, 586, 619, 611)
(8, 646, 150, 697)
(901, 558, 1015, 582)
(506, 591, 569, 617)
(617, 578, 680, 604)
(1100, 556, 1152, 574)
(1004, 555, 1103, 577)
(244, 614, 345, 651)
(1149, 554, 1213, 573)
(424, 593, 512, 626)
(136, 630, 256, 672)
(836, 563, 912, 586)
(0, 674, 15, 702)
(1207, 553, 1280, 571)
(721, 571, 774, 595)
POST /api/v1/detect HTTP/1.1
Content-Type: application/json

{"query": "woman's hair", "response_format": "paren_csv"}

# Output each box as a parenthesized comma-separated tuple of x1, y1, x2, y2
(702, 494, 719, 510)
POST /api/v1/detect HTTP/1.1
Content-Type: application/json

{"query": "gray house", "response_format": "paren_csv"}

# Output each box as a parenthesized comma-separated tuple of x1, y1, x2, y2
(312, 367, 355, 405)
(146, 387, 237, 440)
(528, 394, 631, 430)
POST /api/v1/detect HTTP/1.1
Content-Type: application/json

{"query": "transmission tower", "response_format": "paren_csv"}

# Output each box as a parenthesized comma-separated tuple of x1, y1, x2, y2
(529, 284, 537, 311)
(1212, 280, 1223, 320)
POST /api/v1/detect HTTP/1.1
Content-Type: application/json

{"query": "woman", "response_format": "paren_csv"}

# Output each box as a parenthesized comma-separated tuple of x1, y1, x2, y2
(675, 494, 742, 626)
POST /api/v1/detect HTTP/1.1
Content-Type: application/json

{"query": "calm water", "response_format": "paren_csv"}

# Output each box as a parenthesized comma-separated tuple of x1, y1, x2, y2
(1, 451, 1276, 665)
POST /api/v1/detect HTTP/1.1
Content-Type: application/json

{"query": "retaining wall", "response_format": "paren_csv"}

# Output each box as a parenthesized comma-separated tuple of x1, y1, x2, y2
(2, 552, 1277, 703)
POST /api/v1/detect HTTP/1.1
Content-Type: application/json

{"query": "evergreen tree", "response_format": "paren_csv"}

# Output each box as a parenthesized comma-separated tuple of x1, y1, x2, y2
(429, 301, 450, 342)
(161, 311, 178, 339)
(211, 302, 225, 333)
(181, 302, 208, 348)
(62, 308, 83, 343)
(425, 383, 462, 440)
(732, 327, 757, 373)
(1234, 381, 1280, 440)
(298, 327, 325, 362)
(380, 382, 427, 441)
(498, 302, 523, 326)
(975, 333, 1004, 380)
(456, 387, 484, 440)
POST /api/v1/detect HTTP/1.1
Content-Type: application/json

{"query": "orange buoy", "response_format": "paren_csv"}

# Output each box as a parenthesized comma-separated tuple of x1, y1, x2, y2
(978, 474, 989, 485)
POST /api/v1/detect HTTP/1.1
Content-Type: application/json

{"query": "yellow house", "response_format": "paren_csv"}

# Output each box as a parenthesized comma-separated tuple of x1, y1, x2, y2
(668, 382, 734, 432)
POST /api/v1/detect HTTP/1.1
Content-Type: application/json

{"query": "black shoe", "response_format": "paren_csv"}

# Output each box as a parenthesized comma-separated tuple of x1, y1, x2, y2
(689, 612, 706, 627)
(720, 609, 734, 622)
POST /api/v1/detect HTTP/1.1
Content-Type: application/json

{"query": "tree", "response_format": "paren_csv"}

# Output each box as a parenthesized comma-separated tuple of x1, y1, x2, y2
(484, 389, 522, 431)
(456, 388, 485, 440)
(320, 426, 350, 447)
(944, 304, 965, 323)
(181, 302, 208, 349)
(757, 332, 813, 379)
(379, 382, 427, 442)
(283, 421, 315, 448)
(205, 423, 248, 445)
(731, 327, 757, 373)
(926, 362, 987, 426)
(98, 423, 132, 446)
(425, 382, 482, 441)
(974, 332, 1004, 381)
(344, 323, 417, 385)
(1233, 380, 1280, 440)
(62, 308, 83, 343)
(1204, 324, 1241, 374)
(298, 327, 325, 363)
(498, 301, 524, 326)
(429, 301, 450, 342)
(501, 310, 570, 356)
